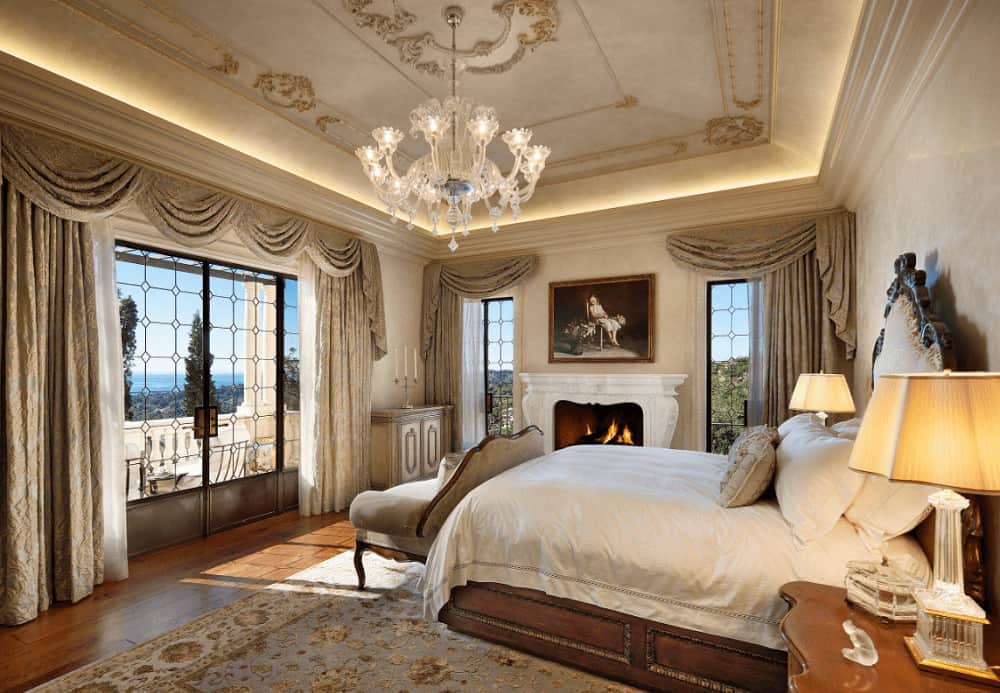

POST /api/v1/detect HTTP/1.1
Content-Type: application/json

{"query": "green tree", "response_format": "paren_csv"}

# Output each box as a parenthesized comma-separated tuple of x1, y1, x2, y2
(119, 291, 138, 420)
(709, 357, 749, 454)
(283, 346, 300, 411)
(183, 311, 217, 416)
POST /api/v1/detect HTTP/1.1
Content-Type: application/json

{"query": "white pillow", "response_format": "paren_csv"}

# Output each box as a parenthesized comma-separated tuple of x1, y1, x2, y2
(831, 417, 863, 440)
(435, 452, 464, 489)
(845, 476, 936, 550)
(775, 419, 864, 544)
(778, 412, 822, 439)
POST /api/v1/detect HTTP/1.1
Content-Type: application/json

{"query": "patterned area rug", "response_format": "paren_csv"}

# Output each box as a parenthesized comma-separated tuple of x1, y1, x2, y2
(36, 551, 637, 692)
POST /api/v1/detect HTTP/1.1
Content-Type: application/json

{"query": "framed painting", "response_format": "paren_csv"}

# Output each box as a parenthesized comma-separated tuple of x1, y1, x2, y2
(549, 274, 655, 363)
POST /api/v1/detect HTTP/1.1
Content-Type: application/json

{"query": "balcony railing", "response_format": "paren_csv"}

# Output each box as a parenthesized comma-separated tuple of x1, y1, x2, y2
(125, 411, 300, 501)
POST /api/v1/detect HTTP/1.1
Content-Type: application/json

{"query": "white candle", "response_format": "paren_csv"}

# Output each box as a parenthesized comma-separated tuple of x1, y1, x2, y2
(404, 346, 408, 378)
(413, 347, 418, 381)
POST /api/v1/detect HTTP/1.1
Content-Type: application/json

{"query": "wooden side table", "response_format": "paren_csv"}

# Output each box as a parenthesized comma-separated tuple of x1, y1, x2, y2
(781, 581, 1000, 692)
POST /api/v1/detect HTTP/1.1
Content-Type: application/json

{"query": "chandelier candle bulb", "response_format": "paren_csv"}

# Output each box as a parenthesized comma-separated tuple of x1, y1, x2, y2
(355, 5, 548, 252)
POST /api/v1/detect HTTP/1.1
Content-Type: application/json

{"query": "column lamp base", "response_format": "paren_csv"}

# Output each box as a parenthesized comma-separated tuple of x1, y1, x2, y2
(904, 636, 1000, 685)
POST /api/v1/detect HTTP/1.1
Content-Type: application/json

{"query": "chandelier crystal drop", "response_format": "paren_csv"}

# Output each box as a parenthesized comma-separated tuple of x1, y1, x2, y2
(355, 5, 549, 252)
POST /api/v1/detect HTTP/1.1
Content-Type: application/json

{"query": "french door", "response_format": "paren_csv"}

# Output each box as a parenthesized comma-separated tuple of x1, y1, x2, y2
(116, 242, 300, 555)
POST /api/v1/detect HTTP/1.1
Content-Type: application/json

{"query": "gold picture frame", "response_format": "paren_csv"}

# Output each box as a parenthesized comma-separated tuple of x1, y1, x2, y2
(549, 274, 655, 363)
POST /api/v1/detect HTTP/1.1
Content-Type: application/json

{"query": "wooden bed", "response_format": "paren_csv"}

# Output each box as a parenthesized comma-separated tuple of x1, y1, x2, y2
(437, 253, 986, 692)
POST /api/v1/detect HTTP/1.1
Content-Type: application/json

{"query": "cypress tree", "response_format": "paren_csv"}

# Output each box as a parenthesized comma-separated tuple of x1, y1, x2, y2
(183, 311, 217, 416)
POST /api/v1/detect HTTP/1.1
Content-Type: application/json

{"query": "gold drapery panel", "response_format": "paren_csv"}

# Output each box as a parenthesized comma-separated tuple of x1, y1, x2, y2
(666, 211, 856, 360)
(421, 256, 538, 449)
(666, 211, 856, 427)
(303, 260, 374, 514)
(1, 181, 103, 625)
(763, 251, 825, 425)
(0, 123, 386, 359)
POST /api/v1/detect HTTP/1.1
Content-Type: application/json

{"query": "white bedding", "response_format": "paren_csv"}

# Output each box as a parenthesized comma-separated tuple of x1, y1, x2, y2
(420, 444, 929, 650)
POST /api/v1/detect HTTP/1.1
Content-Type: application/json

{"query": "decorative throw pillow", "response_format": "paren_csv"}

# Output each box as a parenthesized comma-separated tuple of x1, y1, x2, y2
(831, 417, 863, 440)
(720, 426, 780, 507)
(436, 452, 464, 490)
(775, 418, 864, 544)
(845, 476, 937, 550)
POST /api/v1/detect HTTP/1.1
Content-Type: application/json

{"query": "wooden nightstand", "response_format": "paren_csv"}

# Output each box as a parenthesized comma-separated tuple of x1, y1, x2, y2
(781, 581, 1000, 692)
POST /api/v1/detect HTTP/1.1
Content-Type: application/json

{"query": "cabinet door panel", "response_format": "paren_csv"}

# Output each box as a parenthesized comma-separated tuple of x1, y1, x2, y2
(422, 417, 442, 477)
(399, 422, 421, 482)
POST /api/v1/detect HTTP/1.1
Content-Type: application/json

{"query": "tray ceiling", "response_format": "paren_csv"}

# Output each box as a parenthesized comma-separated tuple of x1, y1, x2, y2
(0, 0, 863, 234)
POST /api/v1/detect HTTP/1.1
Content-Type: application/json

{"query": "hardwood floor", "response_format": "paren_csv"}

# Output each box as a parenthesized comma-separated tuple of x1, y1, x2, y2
(0, 510, 353, 693)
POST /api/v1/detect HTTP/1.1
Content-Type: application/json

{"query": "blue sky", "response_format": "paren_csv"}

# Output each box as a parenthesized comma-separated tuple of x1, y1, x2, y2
(710, 282, 751, 361)
(116, 250, 298, 378)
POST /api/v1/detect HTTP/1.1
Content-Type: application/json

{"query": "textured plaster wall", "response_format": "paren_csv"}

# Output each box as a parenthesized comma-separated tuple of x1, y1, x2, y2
(852, 2, 1000, 613)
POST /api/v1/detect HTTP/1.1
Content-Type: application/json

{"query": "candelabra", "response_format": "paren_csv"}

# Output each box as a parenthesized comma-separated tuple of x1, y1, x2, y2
(395, 374, 417, 409)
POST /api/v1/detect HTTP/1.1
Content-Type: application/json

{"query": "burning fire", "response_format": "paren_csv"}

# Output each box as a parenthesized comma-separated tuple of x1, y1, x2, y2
(585, 419, 635, 445)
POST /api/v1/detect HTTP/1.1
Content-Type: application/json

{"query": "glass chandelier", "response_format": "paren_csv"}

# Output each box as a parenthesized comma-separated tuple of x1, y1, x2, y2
(355, 6, 550, 252)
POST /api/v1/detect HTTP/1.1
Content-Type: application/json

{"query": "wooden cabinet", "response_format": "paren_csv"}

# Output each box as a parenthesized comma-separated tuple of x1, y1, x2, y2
(371, 405, 452, 489)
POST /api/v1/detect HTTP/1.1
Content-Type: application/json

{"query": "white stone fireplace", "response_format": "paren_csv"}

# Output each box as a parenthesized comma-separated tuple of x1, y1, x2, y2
(519, 373, 687, 453)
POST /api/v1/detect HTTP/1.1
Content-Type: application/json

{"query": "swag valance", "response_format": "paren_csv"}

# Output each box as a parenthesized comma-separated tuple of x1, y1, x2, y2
(421, 255, 538, 449)
(666, 211, 856, 359)
(0, 123, 386, 359)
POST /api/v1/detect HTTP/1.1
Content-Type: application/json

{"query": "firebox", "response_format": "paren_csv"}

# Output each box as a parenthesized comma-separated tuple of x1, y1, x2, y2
(553, 400, 644, 450)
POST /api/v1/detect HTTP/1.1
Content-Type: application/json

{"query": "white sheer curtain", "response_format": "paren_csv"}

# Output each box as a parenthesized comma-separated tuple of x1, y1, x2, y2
(298, 256, 319, 510)
(460, 299, 486, 450)
(746, 278, 766, 427)
(92, 220, 128, 581)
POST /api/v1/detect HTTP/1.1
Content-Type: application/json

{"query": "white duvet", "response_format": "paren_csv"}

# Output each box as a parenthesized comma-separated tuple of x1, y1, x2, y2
(420, 445, 929, 650)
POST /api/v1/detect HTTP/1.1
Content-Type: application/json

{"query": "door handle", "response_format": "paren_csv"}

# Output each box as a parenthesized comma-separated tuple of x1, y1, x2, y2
(485, 392, 494, 412)
(194, 405, 218, 438)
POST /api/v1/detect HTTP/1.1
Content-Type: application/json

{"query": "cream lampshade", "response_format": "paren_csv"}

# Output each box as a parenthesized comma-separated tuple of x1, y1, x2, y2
(788, 372, 855, 424)
(848, 371, 1000, 683)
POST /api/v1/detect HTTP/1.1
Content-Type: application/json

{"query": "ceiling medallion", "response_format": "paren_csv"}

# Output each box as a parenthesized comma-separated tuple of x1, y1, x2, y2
(345, 0, 559, 78)
(704, 115, 763, 147)
(253, 72, 317, 112)
(355, 6, 550, 252)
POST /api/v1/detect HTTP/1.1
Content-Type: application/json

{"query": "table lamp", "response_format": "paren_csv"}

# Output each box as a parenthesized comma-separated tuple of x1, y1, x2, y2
(849, 371, 1000, 684)
(788, 372, 856, 425)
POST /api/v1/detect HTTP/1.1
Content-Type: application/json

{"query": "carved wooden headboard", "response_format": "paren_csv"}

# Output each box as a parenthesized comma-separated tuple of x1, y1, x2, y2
(871, 253, 985, 604)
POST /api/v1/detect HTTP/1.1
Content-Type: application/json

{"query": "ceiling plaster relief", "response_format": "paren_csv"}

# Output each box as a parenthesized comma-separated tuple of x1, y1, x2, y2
(47, 0, 775, 203)
(344, 0, 559, 78)
(253, 72, 318, 112)
(55, 0, 371, 154)
(208, 52, 239, 75)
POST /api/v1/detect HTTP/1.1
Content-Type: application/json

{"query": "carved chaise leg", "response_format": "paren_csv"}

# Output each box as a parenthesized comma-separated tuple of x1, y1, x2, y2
(354, 539, 367, 590)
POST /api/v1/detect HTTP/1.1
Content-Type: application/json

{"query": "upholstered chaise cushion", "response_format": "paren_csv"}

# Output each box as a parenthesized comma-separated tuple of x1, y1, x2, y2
(349, 478, 439, 537)
(720, 426, 780, 507)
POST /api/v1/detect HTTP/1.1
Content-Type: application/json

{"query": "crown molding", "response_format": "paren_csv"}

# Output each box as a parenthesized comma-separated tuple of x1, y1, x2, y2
(0, 51, 439, 261)
(817, 0, 972, 209)
(440, 177, 837, 260)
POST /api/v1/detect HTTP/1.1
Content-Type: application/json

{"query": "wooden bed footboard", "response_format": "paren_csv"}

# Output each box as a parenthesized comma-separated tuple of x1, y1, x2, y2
(439, 582, 787, 692)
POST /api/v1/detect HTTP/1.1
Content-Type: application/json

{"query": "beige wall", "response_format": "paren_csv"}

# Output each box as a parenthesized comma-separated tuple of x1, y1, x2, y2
(372, 251, 426, 409)
(515, 239, 704, 450)
(852, 2, 1000, 613)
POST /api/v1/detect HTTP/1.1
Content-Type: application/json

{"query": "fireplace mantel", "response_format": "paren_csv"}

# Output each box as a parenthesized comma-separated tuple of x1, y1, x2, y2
(519, 373, 687, 453)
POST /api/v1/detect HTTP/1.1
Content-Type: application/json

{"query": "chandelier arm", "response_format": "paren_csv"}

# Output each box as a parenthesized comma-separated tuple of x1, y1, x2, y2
(503, 151, 525, 186)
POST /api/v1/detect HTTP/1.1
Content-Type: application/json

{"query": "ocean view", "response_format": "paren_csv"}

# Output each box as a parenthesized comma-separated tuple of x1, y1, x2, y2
(131, 372, 244, 393)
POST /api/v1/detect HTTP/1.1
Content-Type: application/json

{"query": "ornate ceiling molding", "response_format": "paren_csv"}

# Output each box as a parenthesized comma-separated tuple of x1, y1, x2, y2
(344, 0, 559, 77)
(253, 72, 318, 112)
(704, 115, 764, 147)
